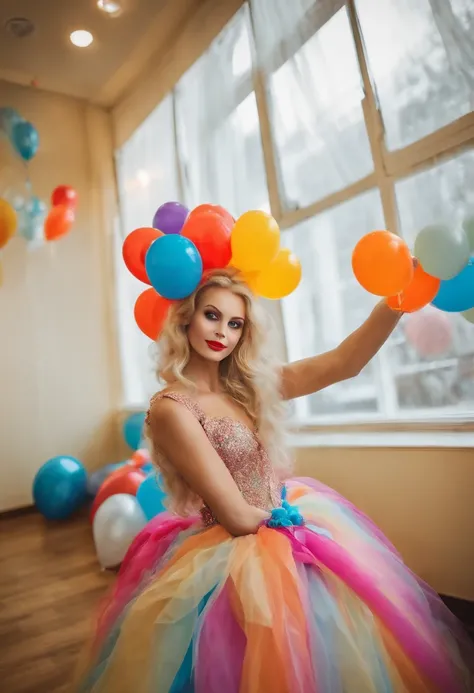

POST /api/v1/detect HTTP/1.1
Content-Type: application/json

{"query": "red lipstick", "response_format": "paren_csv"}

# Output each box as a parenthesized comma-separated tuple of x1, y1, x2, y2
(206, 340, 226, 352)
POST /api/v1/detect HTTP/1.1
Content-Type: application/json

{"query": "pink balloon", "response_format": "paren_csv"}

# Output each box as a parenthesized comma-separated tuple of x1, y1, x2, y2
(404, 308, 452, 358)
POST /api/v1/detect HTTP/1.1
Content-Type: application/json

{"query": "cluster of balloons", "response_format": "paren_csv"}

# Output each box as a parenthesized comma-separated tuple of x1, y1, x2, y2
(32, 412, 168, 569)
(352, 218, 474, 323)
(122, 201, 302, 340)
(0, 107, 78, 251)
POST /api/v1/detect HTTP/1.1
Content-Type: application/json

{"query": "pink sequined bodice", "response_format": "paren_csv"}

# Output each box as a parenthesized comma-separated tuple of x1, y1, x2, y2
(148, 391, 282, 525)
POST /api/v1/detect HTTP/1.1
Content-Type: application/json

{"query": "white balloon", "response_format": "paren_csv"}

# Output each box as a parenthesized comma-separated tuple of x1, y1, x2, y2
(414, 224, 470, 280)
(461, 307, 474, 325)
(93, 494, 147, 569)
(463, 215, 474, 253)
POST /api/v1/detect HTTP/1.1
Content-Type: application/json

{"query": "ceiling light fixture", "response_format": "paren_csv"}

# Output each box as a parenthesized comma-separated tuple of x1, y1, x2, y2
(97, 0, 122, 16)
(70, 29, 93, 48)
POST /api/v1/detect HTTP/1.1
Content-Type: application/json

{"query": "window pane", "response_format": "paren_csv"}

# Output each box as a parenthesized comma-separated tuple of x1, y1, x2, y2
(176, 8, 269, 216)
(281, 190, 384, 419)
(391, 152, 474, 414)
(268, 7, 373, 209)
(115, 96, 180, 406)
(356, 0, 474, 150)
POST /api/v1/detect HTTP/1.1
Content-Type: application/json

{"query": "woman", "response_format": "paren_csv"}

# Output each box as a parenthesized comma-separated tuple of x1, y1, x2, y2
(78, 269, 473, 692)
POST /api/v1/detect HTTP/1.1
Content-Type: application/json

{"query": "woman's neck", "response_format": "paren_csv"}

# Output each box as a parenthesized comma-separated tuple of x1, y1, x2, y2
(182, 351, 222, 393)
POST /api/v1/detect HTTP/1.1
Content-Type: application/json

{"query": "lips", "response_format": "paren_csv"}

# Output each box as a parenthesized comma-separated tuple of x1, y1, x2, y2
(206, 340, 226, 352)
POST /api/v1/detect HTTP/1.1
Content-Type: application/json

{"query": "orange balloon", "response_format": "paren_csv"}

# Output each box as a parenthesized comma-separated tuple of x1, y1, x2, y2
(122, 227, 163, 284)
(387, 263, 440, 313)
(130, 449, 150, 468)
(0, 198, 17, 249)
(89, 467, 145, 522)
(352, 230, 413, 296)
(181, 208, 232, 270)
(44, 204, 75, 241)
(134, 288, 172, 340)
(191, 204, 234, 229)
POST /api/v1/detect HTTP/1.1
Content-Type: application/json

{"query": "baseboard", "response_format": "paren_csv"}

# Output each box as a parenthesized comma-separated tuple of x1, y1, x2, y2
(0, 504, 36, 520)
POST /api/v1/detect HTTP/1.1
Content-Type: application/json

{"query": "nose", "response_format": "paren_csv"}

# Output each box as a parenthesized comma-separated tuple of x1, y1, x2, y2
(215, 328, 225, 340)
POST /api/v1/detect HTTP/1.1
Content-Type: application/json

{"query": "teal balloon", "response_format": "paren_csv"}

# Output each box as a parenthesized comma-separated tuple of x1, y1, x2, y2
(33, 456, 87, 520)
(137, 473, 167, 520)
(123, 412, 146, 450)
(414, 224, 470, 280)
(431, 258, 474, 312)
(0, 107, 21, 139)
(12, 120, 39, 161)
(20, 196, 46, 242)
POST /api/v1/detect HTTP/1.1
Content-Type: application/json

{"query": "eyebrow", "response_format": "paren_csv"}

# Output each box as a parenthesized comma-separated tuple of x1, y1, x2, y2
(205, 304, 245, 321)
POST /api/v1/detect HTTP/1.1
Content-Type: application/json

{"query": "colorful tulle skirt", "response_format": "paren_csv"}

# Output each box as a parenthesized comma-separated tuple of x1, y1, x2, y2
(77, 478, 473, 692)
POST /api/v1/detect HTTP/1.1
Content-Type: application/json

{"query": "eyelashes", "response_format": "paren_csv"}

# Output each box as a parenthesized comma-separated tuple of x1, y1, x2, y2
(204, 311, 243, 330)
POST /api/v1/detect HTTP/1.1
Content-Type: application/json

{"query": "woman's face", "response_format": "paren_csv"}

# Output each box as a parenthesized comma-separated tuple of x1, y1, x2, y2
(187, 286, 246, 362)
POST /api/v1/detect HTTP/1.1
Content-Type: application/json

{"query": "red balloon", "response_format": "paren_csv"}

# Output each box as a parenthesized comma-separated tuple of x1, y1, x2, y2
(181, 208, 232, 270)
(51, 185, 78, 209)
(89, 467, 145, 522)
(44, 205, 75, 241)
(134, 288, 172, 340)
(123, 227, 163, 284)
(191, 204, 234, 228)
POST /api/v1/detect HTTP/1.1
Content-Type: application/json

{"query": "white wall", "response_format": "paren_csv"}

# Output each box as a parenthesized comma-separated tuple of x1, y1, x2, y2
(0, 81, 121, 511)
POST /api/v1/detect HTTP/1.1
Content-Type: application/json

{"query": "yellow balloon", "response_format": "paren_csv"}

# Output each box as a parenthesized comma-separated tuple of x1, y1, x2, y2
(0, 198, 17, 249)
(248, 248, 302, 299)
(230, 210, 280, 273)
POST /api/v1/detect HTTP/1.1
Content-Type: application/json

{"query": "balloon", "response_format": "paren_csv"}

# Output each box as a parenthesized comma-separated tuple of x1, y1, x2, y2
(192, 204, 234, 228)
(12, 120, 39, 161)
(181, 208, 232, 270)
(19, 196, 47, 244)
(152, 201, 189, 235)
(461, 307, 474, 324)
(414, 224, 469, 280)
(122, 227, 162, 284)
(123, 412, 146, 450)
(86, 461, 127, 497)
(44, 204, 75, 241)
(33, 456, 87, 520)
(463, 215, 474, 252)
(386, 263, 440, 313)
(0, 107, 22, 139)
(93, 494, 147, 569)
(51, 185, 78, 209)
(246, 248, 302, 299)
(134, 288, 172, 340)
(130, 449, 150, 468)
(136, 473, 167, 521)
(431, 258, 474, 313)
(145, 234, 203, 300)
(0, 198, 17, 248)
(404, 309, 452, 358)
(89, 467, 146, 522)
(231, 211, 280, 273)
(352, 230, 413, 296)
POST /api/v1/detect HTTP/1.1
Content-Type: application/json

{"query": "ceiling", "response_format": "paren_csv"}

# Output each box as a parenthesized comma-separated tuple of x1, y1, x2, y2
(0, 0, 202, 107)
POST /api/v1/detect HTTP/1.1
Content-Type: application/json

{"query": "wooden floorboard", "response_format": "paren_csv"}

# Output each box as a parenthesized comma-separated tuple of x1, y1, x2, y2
(0, 511, 113, 693)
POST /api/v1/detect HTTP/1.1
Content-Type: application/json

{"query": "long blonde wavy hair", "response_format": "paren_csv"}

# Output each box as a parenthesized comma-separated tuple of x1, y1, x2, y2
(146, 268, 291, 515)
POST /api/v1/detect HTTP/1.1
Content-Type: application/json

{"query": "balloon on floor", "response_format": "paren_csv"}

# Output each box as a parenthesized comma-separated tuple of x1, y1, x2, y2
(33, 456, 88, 520)
(123, 412, 146, 451)
(136, 472, 167, 521)
(93, 494, 147, 569)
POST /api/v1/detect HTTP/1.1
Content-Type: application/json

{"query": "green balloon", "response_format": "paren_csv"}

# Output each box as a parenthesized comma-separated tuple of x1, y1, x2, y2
(461, 307, 474, 325)
(414, 224, 470, 280)
(462, 215, 474, 253)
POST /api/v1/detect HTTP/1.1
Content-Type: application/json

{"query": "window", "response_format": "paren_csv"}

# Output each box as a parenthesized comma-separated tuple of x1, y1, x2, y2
(115, 0, 474, 428)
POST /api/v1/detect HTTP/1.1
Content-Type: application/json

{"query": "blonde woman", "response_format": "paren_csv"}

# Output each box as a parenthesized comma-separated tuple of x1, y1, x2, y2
(79, 269, 472, 692)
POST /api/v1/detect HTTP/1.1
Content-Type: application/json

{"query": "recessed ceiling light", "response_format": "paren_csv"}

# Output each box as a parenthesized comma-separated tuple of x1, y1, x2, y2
(70, 29, 93, 48)
(97, 0, 122, 16)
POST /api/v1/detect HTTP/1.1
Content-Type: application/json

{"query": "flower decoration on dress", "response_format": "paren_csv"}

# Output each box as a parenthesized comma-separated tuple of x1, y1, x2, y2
(122, 201, 302, 340)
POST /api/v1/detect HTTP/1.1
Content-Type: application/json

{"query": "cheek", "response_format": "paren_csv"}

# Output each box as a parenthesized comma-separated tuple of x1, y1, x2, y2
(228, 330, 243, 350)
(187, 315, 208, 344)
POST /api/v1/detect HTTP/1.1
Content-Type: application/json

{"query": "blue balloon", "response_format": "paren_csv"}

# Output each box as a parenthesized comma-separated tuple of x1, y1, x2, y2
(431, 258, 474, 312)
(86, 461, 127, 497)
(12, 120, 39, 161)
(145, 234, 203, 300)
(20, 196, 47, 242)
(0, 107, 21, 139)
(141, 462, 154, 475)
(33, 456, 88, 520)
(137, 473, 167, 521)
(123, 412, 146, 450)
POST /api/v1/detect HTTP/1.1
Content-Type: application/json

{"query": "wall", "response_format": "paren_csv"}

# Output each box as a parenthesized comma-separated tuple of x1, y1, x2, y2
(0, 81, 121, 512)
(295, 445, 474, 600)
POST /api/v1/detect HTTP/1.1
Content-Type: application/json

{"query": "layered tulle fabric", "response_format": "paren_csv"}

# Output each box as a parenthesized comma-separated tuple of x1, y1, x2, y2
(77, 478, 473, 693)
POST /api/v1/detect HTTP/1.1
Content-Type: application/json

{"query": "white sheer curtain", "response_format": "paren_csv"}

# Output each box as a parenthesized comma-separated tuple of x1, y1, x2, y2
(115, 95, 181, 407)
(175, 5, 269, 217)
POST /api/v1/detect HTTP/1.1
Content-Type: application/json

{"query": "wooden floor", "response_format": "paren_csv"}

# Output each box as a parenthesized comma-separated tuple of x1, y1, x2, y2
(0, 511, 114, 693)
